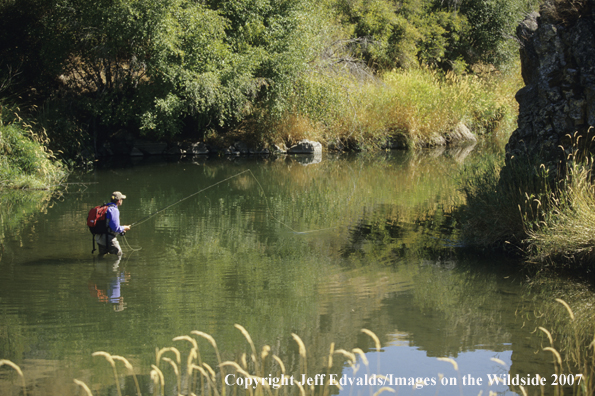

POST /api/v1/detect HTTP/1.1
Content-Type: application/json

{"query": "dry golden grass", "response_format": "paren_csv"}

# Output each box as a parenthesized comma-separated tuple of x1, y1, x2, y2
(4, 319, 592, 396)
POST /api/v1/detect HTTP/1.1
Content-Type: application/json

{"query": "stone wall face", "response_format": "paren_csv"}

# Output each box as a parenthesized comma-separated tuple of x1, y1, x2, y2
(506, 0, 595, 174)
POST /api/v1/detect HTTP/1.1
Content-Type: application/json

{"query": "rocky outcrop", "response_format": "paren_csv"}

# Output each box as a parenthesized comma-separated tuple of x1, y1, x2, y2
(506, 1, 595, 175)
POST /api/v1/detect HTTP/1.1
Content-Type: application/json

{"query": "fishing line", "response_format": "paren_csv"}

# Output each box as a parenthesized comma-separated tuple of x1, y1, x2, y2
(128, 166, 361, 236)
(130, 169, 251, 228)
(122, 234, 142, 252)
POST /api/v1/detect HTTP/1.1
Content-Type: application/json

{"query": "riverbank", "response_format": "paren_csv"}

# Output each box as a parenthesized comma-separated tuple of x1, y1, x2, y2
(0, 109, 67, 189)
(69, 65, 522, 160)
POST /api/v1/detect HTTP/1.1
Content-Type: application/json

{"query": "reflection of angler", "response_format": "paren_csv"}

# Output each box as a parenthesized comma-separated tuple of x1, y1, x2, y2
(88, 258, 130, 312)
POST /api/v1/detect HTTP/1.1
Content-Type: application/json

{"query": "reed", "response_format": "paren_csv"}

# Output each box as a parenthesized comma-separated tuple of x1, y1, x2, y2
(3, 322, 594, 396)
(112, 355, 143, 396)
(0, 359, 27, 396)
(92, 351, 123, 396)
(192, 330, 226, 396)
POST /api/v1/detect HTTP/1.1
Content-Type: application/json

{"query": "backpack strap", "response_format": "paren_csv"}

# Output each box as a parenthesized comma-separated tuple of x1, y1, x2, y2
(91, 234, 96, 254)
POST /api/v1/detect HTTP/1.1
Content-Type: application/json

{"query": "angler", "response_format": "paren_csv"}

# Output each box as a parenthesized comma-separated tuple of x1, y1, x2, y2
(88, 191, 131, 256)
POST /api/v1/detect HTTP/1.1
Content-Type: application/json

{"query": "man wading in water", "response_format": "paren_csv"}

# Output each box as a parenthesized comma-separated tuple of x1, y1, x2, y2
(96, 191, 131, 257)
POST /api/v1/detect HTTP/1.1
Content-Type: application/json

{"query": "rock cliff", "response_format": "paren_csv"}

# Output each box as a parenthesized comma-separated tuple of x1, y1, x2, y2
(506, 0, 595, 175)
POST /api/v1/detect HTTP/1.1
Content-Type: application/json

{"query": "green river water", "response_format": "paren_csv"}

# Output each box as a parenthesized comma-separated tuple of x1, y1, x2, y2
(0, 143, 586, 396)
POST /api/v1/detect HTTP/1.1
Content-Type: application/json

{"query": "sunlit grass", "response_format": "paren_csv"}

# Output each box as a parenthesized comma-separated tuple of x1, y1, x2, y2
(254, 63, 522, 150)
(0, 115, 67, 190)
(3, 319, 592, 396)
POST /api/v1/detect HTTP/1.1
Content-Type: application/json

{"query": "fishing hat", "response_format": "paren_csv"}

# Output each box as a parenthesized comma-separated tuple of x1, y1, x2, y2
(111, 191, 127, 201)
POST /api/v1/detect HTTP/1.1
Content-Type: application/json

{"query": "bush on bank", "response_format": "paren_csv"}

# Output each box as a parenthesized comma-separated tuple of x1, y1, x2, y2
(0, 110, 66, 189)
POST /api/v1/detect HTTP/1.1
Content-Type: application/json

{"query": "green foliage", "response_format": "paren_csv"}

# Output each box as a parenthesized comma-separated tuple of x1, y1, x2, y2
(0, 0, 535, 156)
(332, 0, 537, 71)
(0, 115, 66, 189)
(460, 0, 524, 66)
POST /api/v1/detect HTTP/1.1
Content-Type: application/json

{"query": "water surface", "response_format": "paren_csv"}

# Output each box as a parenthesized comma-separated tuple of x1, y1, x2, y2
(0, 146, 576, 395)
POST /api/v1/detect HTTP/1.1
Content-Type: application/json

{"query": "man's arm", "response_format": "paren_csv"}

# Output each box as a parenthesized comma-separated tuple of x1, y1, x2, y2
(107, 206, 129, 234)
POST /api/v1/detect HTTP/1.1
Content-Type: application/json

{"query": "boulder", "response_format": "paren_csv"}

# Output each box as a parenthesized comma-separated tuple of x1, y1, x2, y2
(287, 139, 322, 154)
(447, 122, 477, 144)
(188, 142, 209, 155)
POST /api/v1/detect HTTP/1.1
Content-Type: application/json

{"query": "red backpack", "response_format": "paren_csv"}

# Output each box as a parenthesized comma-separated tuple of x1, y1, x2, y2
(87, 204, 110, 234)
(87, 204, 110, 253)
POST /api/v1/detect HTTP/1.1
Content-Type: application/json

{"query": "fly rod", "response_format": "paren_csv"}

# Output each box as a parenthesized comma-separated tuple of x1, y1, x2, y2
(129, 169, 251, 228)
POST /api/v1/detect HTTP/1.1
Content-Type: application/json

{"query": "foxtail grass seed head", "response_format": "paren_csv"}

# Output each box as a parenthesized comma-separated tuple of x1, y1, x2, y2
(352, 348, 369, 367)
(220, 361, 252, 378)
(437, 357, 459, 371)
(151, 364, 165, 395)
(92, 351, 116, 367)
(373, 386, 395, 396)
(163, 357, 180, 377)
(273, 355, 286, 374)
(187, 348, 198, 374)
(334, 349, 356, 366)
(291, 333, 307, 359)
(543, 347, 563, 366)
(0, 359, 25, 378)
(111, 355, 133, 370)
(0, 359, 27, 396)
(235, 324, 257, 357)
(555, 298, 575, 321)
(261, 345, 271, 361)
(489, 358, 507, 367)
(361, 329, 382, 352)
(192, 331, 218, 349)
(73, 379, 93, 396)
(161, 347, 181, 365)
(203, 362, 216, 380)
(112, 355, 142, 396)
(538, 327, 554, 346)
(173, 335, 199, 350)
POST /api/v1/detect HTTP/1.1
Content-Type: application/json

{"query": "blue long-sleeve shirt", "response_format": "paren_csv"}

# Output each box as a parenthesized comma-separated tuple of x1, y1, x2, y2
(105, 203, 125, 234)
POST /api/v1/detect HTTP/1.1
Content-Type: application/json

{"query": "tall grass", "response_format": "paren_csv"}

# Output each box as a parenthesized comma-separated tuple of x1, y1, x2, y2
(3, 321, 591, 396)
(252, 63, 522, 150)
(525, 156, 595, 267)
(530, 297, 595, 396)
(0, 105, 67, 189)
